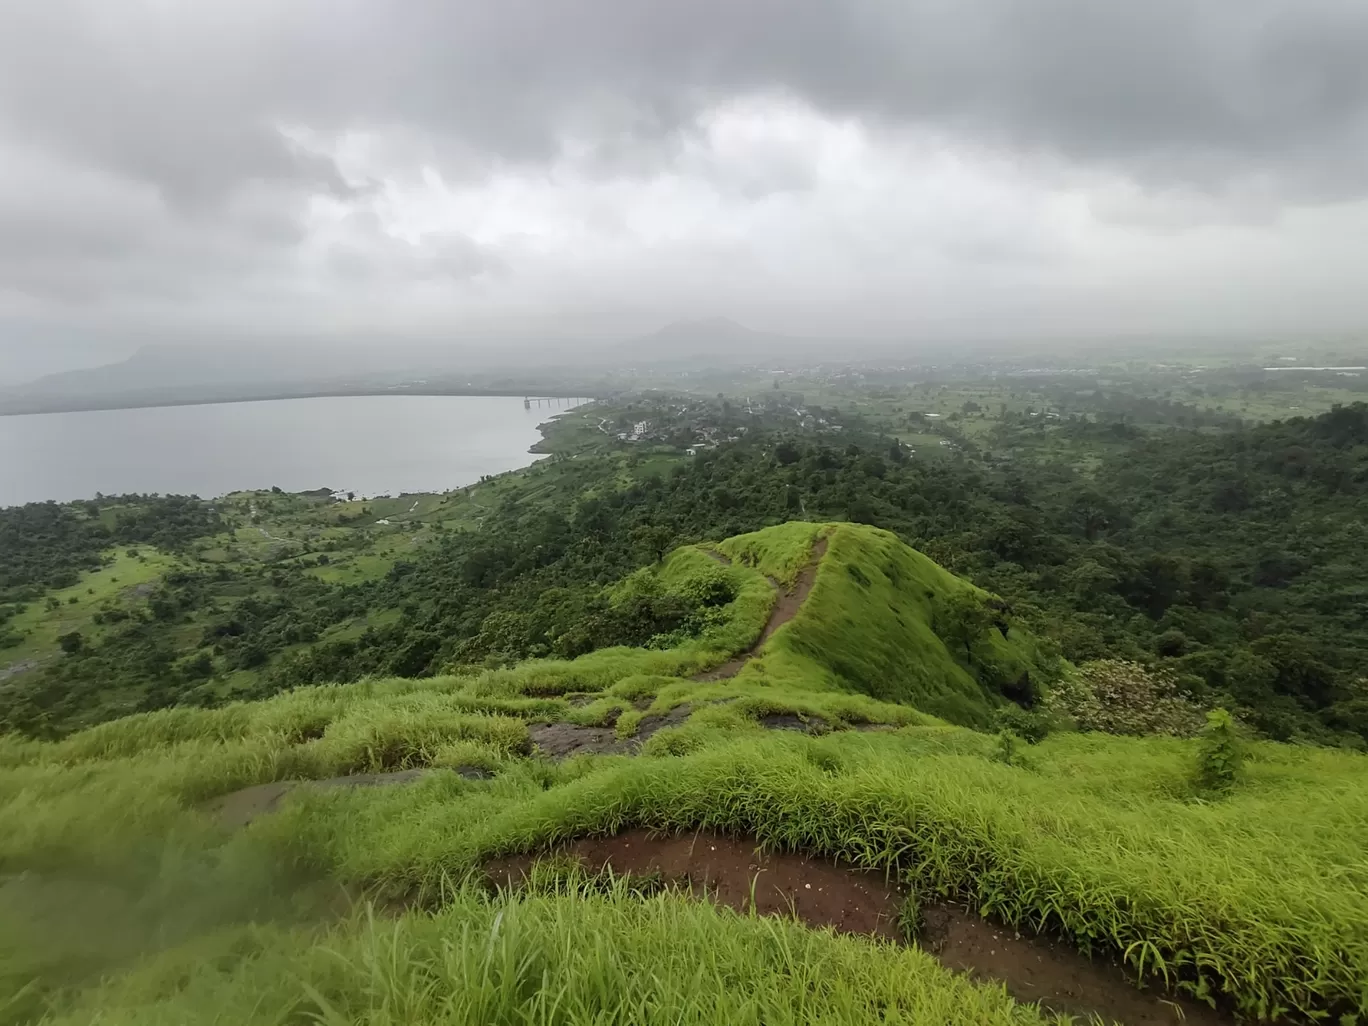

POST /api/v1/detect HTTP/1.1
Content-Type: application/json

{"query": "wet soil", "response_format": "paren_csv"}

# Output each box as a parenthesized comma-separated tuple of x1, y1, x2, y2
(529, 704, 693, 759)
(528, 723, 634, 759)
(758, 712, 829, 733)
(487, 829, 1229, 1026)
(921, 903, 1226, 1026)
(205, 767, 490, 829)
(635, 703, 693, 742)
(487, 828, 901, 940)
(692, 537, 828, 682)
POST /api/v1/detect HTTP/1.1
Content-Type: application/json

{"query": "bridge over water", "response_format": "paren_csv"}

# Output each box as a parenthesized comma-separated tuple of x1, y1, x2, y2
(524, 396, 593, 409)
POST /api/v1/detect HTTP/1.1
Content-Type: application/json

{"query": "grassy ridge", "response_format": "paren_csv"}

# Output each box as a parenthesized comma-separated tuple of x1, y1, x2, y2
(715, 520, 828, 585)
(739, 524, 1049, 725)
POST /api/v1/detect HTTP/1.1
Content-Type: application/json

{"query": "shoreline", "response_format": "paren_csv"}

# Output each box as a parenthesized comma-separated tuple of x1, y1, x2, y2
(0, 387, 604, 418)
(1, 397, 598, 509)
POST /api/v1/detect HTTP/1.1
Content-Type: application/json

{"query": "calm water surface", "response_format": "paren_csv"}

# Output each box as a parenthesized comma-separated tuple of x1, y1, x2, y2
(0, 395, 568, 506)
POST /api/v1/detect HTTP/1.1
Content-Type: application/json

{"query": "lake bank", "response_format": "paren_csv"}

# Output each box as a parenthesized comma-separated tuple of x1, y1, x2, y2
(0, 386, 601, 418)
(0, 395, 585, 506)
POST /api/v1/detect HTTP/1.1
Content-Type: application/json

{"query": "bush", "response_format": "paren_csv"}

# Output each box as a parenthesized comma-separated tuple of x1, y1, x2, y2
(1048, 660, 1205, 737)
(993, 704, 1056, 744)
(673, 563, 736, 607)
(1196, 707, 1244, 795)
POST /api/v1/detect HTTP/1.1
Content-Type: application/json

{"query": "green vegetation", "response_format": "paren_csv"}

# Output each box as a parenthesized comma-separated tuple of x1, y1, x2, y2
(0, 521, 1364, 1024)
(8, 399, 1368, 746)
(3, 385, 1368, 1024)
(1196, 708, 1245, 794)
(41, 884, 1052, 1026)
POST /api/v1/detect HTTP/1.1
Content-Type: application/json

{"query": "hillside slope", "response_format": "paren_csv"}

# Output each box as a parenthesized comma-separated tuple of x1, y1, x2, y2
(1, 522, 1366, 1024)
(722, 523, 1052, 726)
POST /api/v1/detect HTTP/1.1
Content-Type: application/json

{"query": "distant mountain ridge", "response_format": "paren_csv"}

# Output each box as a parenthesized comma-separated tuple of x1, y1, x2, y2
(0, 319, 892, 414)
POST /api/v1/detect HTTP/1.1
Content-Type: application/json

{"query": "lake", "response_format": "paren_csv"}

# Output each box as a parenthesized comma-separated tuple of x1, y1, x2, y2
(0, 395, 573, 506)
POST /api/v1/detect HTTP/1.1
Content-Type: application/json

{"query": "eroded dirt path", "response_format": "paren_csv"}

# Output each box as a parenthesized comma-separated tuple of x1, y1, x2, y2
(692, 536, 828, 682)
(921, 903, 1227, 1026)
(205, 767, 489, 829)
(530, 539, 834, 758)
(487, 829, 1229, 1026)
(487, 828, 900, 939)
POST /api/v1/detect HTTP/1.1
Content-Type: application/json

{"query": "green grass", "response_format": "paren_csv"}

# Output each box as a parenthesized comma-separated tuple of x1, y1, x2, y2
(6, 720, 1364, 1022)
(1, 522, 1365, 1024)
(44, 884, 1056, 1026)
(249, 730, 1368, 1022)
(716, 520, 826, 585)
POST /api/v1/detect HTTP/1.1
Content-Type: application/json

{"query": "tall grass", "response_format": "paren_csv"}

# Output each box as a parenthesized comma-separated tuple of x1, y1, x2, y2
(252, 730, 1368, 1021)
(45, 885, 1060, 1026)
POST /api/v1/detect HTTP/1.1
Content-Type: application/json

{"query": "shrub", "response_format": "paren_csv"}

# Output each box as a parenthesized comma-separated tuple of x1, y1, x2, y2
(993, 730, 1019, 765)
(993, 704, 1056, 744)
(673, 564, 736, 607)
(1048, 660, 1205, 737)
(1195, 707, 1244, 795)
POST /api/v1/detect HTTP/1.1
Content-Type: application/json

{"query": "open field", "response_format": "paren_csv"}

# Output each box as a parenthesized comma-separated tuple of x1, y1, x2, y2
(0, 548, 179, 673)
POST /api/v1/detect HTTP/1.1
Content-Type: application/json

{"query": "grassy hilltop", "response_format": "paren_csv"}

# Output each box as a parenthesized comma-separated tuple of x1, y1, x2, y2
(1, 523, 1366, 1025)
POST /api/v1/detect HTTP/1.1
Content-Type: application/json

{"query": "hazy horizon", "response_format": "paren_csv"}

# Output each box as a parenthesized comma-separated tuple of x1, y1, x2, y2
(3, 1, 1368, 386)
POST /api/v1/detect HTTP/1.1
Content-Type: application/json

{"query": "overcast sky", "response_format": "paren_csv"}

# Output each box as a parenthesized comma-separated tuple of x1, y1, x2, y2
(2, 0, 1367, 382)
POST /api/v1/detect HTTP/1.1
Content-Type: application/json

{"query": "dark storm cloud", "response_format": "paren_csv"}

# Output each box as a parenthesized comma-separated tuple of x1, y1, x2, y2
(1, 0, 1367, 355)
(3, 0, 1366, 201)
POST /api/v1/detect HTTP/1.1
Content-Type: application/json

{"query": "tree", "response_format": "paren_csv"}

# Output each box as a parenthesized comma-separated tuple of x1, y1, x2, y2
(936, 592, 994, 663)
(57, 631, 83, 655)
(1068, 491, 1116, 541)
(630, 524, 674, 565)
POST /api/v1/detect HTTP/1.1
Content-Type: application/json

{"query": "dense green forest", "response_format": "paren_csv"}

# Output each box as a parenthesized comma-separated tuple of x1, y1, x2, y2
(2, 400, 1366, 744)
(0, 496, 220, 601)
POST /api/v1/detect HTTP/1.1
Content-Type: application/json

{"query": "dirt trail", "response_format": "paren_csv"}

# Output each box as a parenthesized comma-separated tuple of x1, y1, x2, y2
(487, 830, 1229, 1026)
(529, 539, 834, 759)
(691, 536, 828, 682)
(529, 704, 692, 759)
(487, 828, 899, 939)
(205, 767, 489, 829)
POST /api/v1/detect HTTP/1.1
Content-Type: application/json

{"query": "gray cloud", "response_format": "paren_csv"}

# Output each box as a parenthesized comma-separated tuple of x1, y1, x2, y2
(1, 0, 1367, 365)
(327, 212, 503, 283)
(5, 0, 1366, 201)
